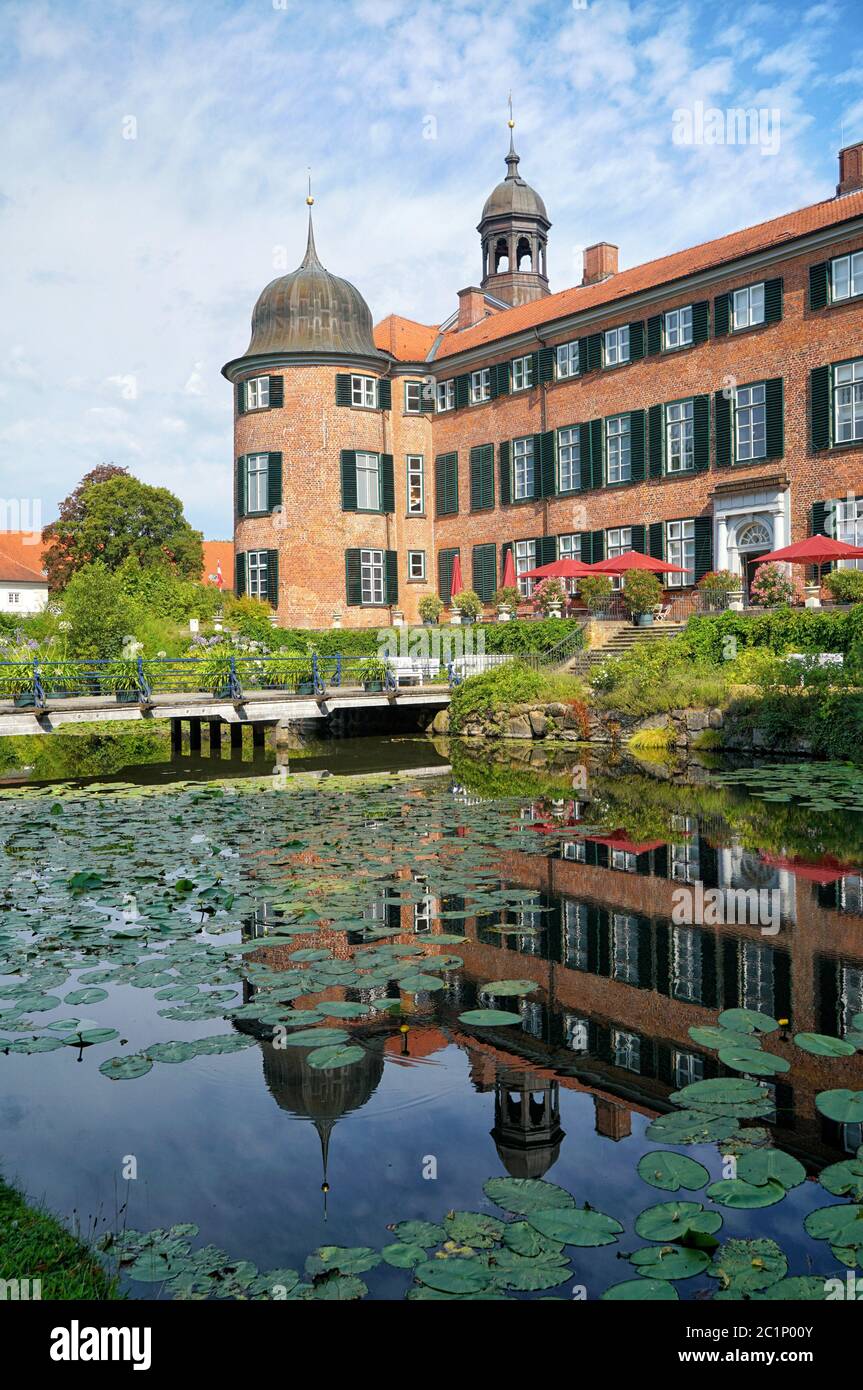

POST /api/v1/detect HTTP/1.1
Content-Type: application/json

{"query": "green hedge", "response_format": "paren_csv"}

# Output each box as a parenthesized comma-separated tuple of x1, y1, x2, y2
(683, 606, 863, 661)
(267, 618, 584, 659)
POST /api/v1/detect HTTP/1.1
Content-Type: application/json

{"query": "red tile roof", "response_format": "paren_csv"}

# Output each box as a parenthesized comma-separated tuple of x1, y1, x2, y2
(373, 313, 439, 362)
(202, 541, 234, 589)
(0, 533, 48, 584)
(424, 187, 863, 361)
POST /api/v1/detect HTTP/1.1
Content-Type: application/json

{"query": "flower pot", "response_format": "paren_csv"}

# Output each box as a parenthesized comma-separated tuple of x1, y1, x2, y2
(546, 605, 563, 619)
(296, 681, 315, 696)
(362, 680, 383, 693)
(13, 692, 37, 708)
(450, 613, 462, 625)
(804, 582, 822, 609)
(423, 618, 435, 627)
(636, 612, 654, 627)
(497, 607, 512, 622)
(115, 690, 140, 704)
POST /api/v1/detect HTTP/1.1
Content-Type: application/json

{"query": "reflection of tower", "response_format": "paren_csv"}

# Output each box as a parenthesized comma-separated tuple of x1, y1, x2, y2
(491, 1069, 564, 1179)
(593, 1096, 632, 1142)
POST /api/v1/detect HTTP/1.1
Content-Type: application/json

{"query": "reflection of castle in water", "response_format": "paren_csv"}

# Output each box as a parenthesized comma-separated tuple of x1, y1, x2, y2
(491, 1071, 564, 1179)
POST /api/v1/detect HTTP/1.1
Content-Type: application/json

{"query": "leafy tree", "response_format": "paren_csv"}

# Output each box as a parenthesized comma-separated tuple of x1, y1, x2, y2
(60, 562, 138, 659)
(43, 471, 203, 590)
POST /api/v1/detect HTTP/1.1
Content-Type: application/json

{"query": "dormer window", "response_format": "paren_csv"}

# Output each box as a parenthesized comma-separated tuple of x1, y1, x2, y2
(351, 375, 377, 408)
(246, 376, 270, 410)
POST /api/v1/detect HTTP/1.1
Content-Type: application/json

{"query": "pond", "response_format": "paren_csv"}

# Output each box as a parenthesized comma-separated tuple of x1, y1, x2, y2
(1, 730, 862, 1301)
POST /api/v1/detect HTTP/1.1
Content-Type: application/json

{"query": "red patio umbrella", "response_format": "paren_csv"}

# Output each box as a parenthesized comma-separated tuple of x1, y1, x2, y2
(519, 557, 597, 579)
(449, 552, 463, 600)
(756, 535, 863, 566)
(501, 547, 517, 590)
(590, 550, 687, 574)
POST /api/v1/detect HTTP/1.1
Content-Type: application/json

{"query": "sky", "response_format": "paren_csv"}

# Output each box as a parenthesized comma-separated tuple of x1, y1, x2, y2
(1, 0, 862, 540)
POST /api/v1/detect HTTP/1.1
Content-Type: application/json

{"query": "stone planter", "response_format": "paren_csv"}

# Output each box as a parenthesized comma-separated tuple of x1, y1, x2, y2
(804, 583, 822, 609)
(545, 604, 563, 620)
(497, 606, 512, 622)
(450, 612, 462, 625)
(729, 587, 745, 612)
(392, 610, 404, 627)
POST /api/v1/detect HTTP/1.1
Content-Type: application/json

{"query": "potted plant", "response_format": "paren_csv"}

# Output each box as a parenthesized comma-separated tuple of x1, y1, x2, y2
(104, 657, 141, 704)
(358, 656, 390, 692)
(696, 570, 739, 611)
(198, 646, 236, 697)
(823, 568, 863, 606)
(0, 646, 39, 707)
(493, 586, 521, 622)
(418, 594, 444, 627)
(750, 563, 803, 608)
(578, 575, 614, 614)
(452, 589, 482, 625)
(532, 577, 567, 619)
(293, 655, 317, 696)
(621, 568, 663, 626)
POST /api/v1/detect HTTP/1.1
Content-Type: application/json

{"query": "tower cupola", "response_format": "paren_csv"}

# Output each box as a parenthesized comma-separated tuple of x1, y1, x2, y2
(478, 114, 550, 306)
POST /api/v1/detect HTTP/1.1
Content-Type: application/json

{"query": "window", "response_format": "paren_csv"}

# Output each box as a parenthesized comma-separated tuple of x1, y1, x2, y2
(245, 453, 269, 513)
(611, 847, 637, 873)
(7, 592, 20, 605)
(562, 839, 587, 861)
(672, 926, 703, 1004)
(351, 375, 377, 408)
(513, 436, 535, 499)
(515, 539, 536, 596)
(558, 533, 581, 594)
(565, 1014, 590, 1051)
(436, 379, 455, 412)
(512, 355, 534, 391)
(360, 548, 385, 605)
(246, 376, 270, 410)
(735, 383, 767, 460)
(470, 368, 491, 404)
(404, 381, 423, 413)
(407, 455, 424, 514)
(666, 399, 694, 472)
(607, 527, 632, 591)
(665, 518, 695, 588)
(732, 282, 765, 330)
(674, 1050, 704, 1088)
(556, 340, 579, 379)
(664, 306, 693, 349)
(606, 415, 631, 483)
(837, 497, 863, 571)
(408, 550, 426, 581)
(558, 427, 580, 491)
(247, 550, 269, 599)
(613, 1028, 641, 1072)
(831, 250, 863, 302)
(604, 325, 630, 366)
(834, 359, 863, 443)
(740, 941, 775, 1015)
(356, 452, 381, 510)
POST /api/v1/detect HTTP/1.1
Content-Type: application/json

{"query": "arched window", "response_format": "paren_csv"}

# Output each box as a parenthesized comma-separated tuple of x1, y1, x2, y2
(736, 520, 772, 550)
(494, 238, 509, 273)
(516, 236, 532, 271)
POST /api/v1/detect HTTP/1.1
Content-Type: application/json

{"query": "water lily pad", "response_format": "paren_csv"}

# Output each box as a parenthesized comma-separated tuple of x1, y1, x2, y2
(636, 1152, 709, 1193)
(818, 1158, 863, 1200)
(145, 1041, 199, 1063)
(708, 1238, 787, 1293)
(307, 1043, 365, 1069)
(736, 1149, 805, 1190)
(414, 1258, 493, 1294)
(389, 1220, 445, 1247)
(646, 1112, 740, 1146)
(458, 1009, 522, 1027)
(305, 1245, 380, 1276)
(444, 1211, 505, 1247)
(527, 1207, 622, 1248)
(815, 1089, 863, 1124)
(483, 1177, 576, 1215)
(717, 1047, 790, 1076)
(62, 1027, 119, 1047)
(754, 1277, 833, 1300)
(688, 1025, 762, 1051)
(99, 1054, 153, 1080)
(635, 1201, 722, 1242)
(804, 1204, 863, 1247)
(480, 979, 537, 996)
(306, 1272, 368, 1300)
(707, 1178, 787, 1209)
(397, 973, 445, 993)
(602, 1278, 678, 1301)
(672, 1077, 766, 1108)
(794, 1032, 857, 1057)
(501, 1221, 565, 1258)
(490, 1251, 570, 1291)
(630, 1246, 710, 1281)
(280, 1027, 350, 1048)
(317, 1002, 370, 1019)
(717, 1008, 779, 1034)
(381, 1243, 426, 1269)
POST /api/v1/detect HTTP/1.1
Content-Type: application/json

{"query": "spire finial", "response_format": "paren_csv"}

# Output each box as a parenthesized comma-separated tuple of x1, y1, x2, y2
(301, 169, 323, 270)
(505, 95, 520, 178)
(306, 166, 314, 206)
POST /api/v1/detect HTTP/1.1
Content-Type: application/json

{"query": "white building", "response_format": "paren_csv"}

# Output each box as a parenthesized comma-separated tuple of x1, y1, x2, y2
(0, 544, 49, 614)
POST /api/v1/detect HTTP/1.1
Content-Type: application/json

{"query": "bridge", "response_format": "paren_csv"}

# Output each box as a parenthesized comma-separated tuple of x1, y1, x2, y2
(0, 653, 452, 738)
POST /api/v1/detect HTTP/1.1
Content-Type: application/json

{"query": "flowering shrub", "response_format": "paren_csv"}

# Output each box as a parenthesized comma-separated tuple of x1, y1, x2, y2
(750, 563, 804, 607)
(697, 570, 739, 595)
(531, 578, 567, 614)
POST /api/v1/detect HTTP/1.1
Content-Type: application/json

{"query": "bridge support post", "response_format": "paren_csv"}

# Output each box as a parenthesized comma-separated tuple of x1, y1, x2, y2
(171, 719, 182, 753)
(230, 722, 243, 753)
(252, 722, 265, 749)
(189, 719, 202, 753)
(209, 720, 222, 753)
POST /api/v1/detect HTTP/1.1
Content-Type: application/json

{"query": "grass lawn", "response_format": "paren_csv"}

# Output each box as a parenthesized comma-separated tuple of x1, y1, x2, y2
(0, 1175, 121, 1300)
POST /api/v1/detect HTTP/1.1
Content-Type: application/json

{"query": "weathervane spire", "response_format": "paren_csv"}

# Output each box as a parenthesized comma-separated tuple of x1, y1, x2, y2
(302, 166, 322, 270)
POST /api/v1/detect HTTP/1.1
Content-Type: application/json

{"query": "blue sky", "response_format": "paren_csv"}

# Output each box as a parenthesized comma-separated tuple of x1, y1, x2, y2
(1, 0, 861, 539)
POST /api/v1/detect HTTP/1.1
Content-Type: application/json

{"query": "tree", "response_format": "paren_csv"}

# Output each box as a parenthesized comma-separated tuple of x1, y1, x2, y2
(61, 561, 138, 659)
(43, 470, 203, 591)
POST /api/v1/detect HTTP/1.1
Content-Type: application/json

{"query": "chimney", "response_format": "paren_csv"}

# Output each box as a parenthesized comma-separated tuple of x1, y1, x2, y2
(457, 286, 487, 330)
(837, 141, 863, 197)
(582, 242, 618, 286)
(594, 1098, 632, 1141)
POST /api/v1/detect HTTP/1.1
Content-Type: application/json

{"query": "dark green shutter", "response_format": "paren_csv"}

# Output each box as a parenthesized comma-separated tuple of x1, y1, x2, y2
(692, 300, 709, 345)
(578, 424, 593, 490)
(693, 395, 710, 472)
(577, 531, 592, 563)
(378, 379, 392, 411)
(438, 548, 459, 601)
(589, 418, 604, 489)
(693, 516, 712, 582)
(646, 315, 662, 356)
(381, 453, 395, 513)
(236, 382, 246, 415)
(629, 321, 645, 361)
(538, 347, 554, 383)
(470, 444, 494, 510)
(235, 457, 246, 518)
(499, 441, 511, 505)
(580, 333, 601, 372)
(235, 552, 246, 597)
(590, 530, 605, 564)
(537, 536, 556, 567)
(335, 374, 352, 405)
(629, 410, 646, 482)
(472, 543, 497, 602)
(539, 431, 556, 497)
(267, 453, 283, 510)
(268, 375, 284, 407)
(266, 550, 279, 607)
(385, 550, 398, 604)
(714, 391, 732, 467)
(648, 522, 664, 559)
(492, 361, 510, 397)
(345, 549, 362, 606)
(811, 501, 830, 538)
(714, 292, 730, 337)
(631, 525, 646, 553)
(811, 365, 832, 450)
(455, 374, 470, 409)
(530, 433, 542, 498)
(809, 261, 829, 311)
(340, 450, 358, 510)
(764, 277, 783, 325)
(648, 403, 664, 478)
(764, 377, 784, 460)
(435, 453, 458, 516)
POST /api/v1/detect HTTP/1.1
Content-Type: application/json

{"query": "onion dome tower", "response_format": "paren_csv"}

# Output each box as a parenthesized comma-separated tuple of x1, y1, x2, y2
(490, 1070, 565, 1179)
(478, 106, 551, 306)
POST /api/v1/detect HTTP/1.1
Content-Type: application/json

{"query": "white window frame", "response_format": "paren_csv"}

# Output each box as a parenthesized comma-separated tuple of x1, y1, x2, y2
(735, 382, 767, 461)
(837, 498, 863, 571)
(246, 376, 270, 410)
(512, 355, 535, 391)
(834, 359, 863, 444)
(732, 282, 765, 331)
(407, 550, 425, 581)
(606, 414, 631, 483)
(247, 550, 269, 600)
(664, 306, 693, 349)
(557, 533, 581, 594)
(245, 453, 269, 513)
(7, 592, 20, 605)
(436, 379, 455, 412)
(604, 325, 630, 367)
(556, 340, 579, 379)
(557, 426, 580, 492)
(406, 455, 424, 514)
(515, 538, 536, 597)
(606, 526, 632, 591)
(404, 381, 423, 413)
(666, 399, 694, 473)
(831, 250, 863, 303)
(470, 368, 491, 404)
(356, 451, 381, 511)
(351, 374, 377, 408)
(360, 548, 385, 605)
(513, 436, 535, 500)
(665, 518, 695, 588)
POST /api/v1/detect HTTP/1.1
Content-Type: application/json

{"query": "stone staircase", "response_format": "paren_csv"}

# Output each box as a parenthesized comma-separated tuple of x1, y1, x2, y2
(567, 621, 687, 675)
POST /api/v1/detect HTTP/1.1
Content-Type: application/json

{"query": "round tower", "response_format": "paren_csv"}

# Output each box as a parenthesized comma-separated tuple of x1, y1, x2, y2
(478, 124, 551, 306)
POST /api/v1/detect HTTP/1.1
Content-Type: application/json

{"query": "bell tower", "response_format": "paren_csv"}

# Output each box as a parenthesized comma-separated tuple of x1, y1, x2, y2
(478, 105, 551, 307)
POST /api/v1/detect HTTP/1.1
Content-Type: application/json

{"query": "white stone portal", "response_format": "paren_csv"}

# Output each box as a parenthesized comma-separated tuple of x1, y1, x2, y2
(713, 484, 790, 577)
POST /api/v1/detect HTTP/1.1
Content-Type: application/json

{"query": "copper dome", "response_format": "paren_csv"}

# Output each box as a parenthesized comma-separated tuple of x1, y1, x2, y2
(481, 136, 548, 224)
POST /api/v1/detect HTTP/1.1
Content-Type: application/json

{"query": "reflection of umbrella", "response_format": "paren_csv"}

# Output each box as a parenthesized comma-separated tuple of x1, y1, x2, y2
(588, 831, 666, 855)
(757, 536, 863, 566)
(449, 553, 463, 600)
(589, 551, 686, 574)
(501, 547, 517, 589)
(520, 558, 596, 579)
(759, 852, 856, 885)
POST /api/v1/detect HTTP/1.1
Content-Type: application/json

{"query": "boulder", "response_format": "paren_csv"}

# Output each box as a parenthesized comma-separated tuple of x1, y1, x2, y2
(528, 709, 548, 737)
(506, 714, 533, 739)
(684, 710, 709, 732)
(430, 708, 450, 735)
(708, 707, 725, 729)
